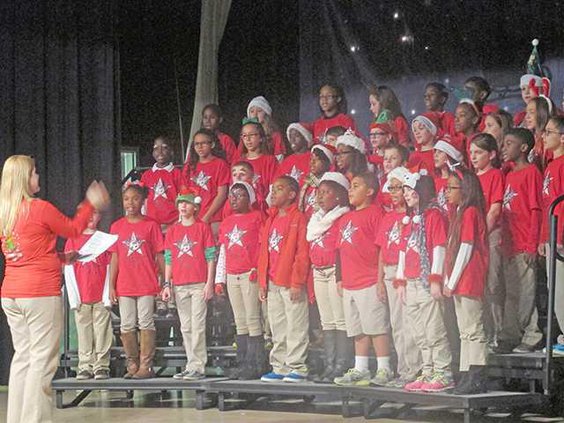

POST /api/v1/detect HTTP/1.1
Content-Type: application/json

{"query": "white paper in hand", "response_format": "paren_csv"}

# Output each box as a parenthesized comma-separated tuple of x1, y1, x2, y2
(78, 231, 118, 263)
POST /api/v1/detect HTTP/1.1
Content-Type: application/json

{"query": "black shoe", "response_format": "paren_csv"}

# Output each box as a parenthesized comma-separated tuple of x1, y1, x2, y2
(239, 335, 263, 380)
(453, 367, 487, 395)
(94, 369, 110, 380)
(314, 330, 337, 384)
(512, 343, 536, 353)
(231, 334, 249, 380)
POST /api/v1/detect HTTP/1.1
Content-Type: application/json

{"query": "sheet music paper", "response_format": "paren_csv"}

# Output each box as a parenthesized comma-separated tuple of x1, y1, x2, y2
(77, 231, 118, 262)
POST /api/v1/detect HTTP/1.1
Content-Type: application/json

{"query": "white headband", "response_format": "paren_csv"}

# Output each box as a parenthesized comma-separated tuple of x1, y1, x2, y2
(320, 172, 350, 191)
(412, 115, 437, 136)
(311, 144, 334, 163)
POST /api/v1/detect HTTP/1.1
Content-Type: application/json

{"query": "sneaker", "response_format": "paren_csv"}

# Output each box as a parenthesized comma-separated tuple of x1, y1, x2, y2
(512, 343, 536, 353)
(261, 371, 286, 382)
(421, 372, 455, 393)
(173, 369, 192, 380)
(76, 370, 94, 380)
(404, 374, 430, 392)
(370, 367, 393, 386)
(183, 370, 205, 381)
(333, 368, 371, 386)
(94, 369, 110, 380)
(542, 344, 564, 356)
(385, 376, 412, 389)
(283, 372, 307, 383)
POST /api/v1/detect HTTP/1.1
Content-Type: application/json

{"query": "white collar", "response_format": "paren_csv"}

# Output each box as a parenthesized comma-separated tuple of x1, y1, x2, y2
(152, 162, 174, 172)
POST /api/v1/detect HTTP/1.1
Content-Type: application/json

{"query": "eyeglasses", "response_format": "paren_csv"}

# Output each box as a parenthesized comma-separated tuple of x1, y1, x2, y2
(446, 185, 461, 192)
(370, 132, 388, 138)
(335, 151, 353, 157)
(387, 186, 403, 193)
(240, 132, 260, 141)
(543, 129, 564, 136)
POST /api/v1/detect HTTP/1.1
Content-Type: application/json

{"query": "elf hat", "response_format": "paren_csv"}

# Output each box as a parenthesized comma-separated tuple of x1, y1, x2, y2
(320, 171, 350, 191)
(230, 181, 256, 205)
(247, 96, 272, 117)
(382, 166, 410, 193)
(286, 122, 313, 147)
(521, 39, 551, 97)
(311, 144, 336, 163)
(335, 129, 366, 154)
(176, 188, 202, 208)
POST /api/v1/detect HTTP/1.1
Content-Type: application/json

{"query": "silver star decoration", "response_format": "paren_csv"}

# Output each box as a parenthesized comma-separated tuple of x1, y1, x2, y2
(288, 165, 304, 182)
(123, 233, 145, 257)
(311, 232, 327, 249)
(174, 234, 198, 258)
(503, 185, 518, 211)
(306, 190, 317, 207)
(437, 187, 447, 209)
(340, 220, 358, 245)
(252, 174, 261, 185)
(226, 225, 246, 249)
(152, 178, 169, 200)
(543, 172, 552, 197)
(406, 231, 420, 254)
(387, 221, 401, 247)
(268, 228, 284, 252)
(192, 170, 211, 191)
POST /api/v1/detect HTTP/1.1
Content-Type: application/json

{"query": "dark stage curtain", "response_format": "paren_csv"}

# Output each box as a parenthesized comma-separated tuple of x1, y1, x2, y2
(0, 0, 120, 384)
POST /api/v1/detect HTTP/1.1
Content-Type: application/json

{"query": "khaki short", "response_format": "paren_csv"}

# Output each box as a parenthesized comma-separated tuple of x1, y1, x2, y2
(343, 284, 390, 337)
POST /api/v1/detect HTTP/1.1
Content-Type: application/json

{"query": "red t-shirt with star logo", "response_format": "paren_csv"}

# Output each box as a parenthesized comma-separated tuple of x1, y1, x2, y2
(302, 184, 319, 220)
(337, 205, 383, 290)
(275, 152, 311, 187)
(217, 131, 238, 165)
(267, 213, 291, 280)
(309, 218, 342, 268)
(541, 155, 564, 244)
(218, 211, 262, 274)
(165, 220, 215, 285)
(109, 217, 164, 296)
(241, 154, 278, 199)
(185, 157, 230, 223)
(502, 164, 542, 255)
(141, 164, 186, 225)
(312, 113, 357, 143)
(376, 210, 406, 265)
(65, 233, 111, 303)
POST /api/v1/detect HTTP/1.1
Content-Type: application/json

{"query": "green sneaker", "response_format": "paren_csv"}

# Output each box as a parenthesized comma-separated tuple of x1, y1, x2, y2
(333, 368, 371, 386)
(370, 367, 393, 386)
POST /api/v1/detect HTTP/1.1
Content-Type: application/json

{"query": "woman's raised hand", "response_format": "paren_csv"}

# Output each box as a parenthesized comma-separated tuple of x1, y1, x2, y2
(86, 181, 111, 211)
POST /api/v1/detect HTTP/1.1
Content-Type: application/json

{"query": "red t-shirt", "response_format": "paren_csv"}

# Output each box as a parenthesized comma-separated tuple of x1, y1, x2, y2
(478, 168, 505, 230)
(393, 116, 410, 147)
(109, 217, 164, 296)
(241, 154, 278, 198)
(65, 233, 111, 303)
(447, 207, 488, 297)
(276, 152, 311, 187)
(401, 208, 448, 279)
(502, 164, 543, 255)
(1, 200, 94, 299)
(408, 149, 435, 174)
(302, 184, 319, 220)
(141, 164, 186, 226)
(309, 218, 342, 268)
(185, 157, 230, 223)
(437, 111, 456, 137)
(217, 131, 238, 165)
(218, 211, 262, 274)
(237, 131, 286, 158)
(514, 109, 526, 127)
(434, 176, 451, 216)
(165, 220, 215, 285)
(376, 210, 406, 265)
(267, 213, 291, 280)
(338, 205, 383, 290)
(541, 155, 564, 244)
(312, 113, 357, 143)
(479, 104, 499, 132)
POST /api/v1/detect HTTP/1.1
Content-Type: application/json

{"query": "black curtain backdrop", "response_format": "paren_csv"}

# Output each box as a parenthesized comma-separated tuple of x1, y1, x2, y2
(0, 0, 120, 384)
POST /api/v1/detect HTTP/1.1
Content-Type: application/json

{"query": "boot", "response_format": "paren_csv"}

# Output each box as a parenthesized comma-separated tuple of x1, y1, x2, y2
(332, 330, 353, 380)
(120, 331, 139, 379)
(453, 366, 488, 395)
(230, 334, 249, 379)
(132, 330, 156, 379)
(314, 330, 337, 383)
(240, 335, 264, 380)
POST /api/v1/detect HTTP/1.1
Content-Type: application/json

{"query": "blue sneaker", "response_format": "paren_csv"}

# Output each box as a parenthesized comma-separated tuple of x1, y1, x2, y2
(283, 372, 307, 383)
(261, 371, 286, 382)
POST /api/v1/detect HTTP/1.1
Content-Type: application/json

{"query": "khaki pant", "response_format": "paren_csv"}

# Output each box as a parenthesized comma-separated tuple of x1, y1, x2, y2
(383, 265, 421, 379)
(175, 284, 207, 373)
(405, 279, 452, 375)
(546, 244, 564, 337)
(267, 283, 309, 375)
(227, 271, 262, 337)
(1, 296, 63, 423)
(454, 296, 488, 371)
(262, 300, 271, 339)
(118, 295, 155, 332)
(484, 228, 504, 343)
(343, 284, 389, 337)
(501, 253, 543, 347)
(74, 301, 113, 372)
(313, 266, 346, 331)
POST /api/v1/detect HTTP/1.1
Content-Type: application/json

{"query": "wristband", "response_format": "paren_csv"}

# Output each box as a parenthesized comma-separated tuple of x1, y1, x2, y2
(162, 281, 171, 289)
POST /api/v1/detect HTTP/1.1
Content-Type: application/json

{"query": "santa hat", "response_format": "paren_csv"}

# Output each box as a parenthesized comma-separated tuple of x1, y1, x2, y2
(411, 112, 440, 136)
(320, 172, 350, 191)
(382, 166, 410, 193)
(176, 188, 202, 208)
(247, 96, 272, 117)
(286, 122, 313, 147)
(230, 181, 256, 205)
(369, 122, 394, 134)
(311, 144, 336, 163)
(521, 39, 551, 97)
(458, 98, 481, 116)
(336, 129, 366, 154)
(434, 137, 463, 162)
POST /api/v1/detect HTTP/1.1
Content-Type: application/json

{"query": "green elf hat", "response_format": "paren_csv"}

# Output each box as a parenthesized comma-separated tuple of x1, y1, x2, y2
(176, 188, 202, 208)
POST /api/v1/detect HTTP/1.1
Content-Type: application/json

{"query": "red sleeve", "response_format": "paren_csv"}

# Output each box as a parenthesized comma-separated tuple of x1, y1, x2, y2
(204, 224, 215, 249)
(291, 213, 310, 289)
(216, 160, 230, 187)
(372, 207, 383, 245)
(64, 237, 75, 253)
(460, 208, 478, 243)
(490, 171, 505, 205)
(394, 116, 410, 147)
(174, 168, 188, 190)
(528, 168, 543, 252)
(150, 221, 164, 253)
(271, 132, 286, 156)
(164, 226, 173, 250)
(428, 209, 447, 248)
(40, 200, 94, 240)
(375, 220, 387, 248)
(108, 222, 119, 253)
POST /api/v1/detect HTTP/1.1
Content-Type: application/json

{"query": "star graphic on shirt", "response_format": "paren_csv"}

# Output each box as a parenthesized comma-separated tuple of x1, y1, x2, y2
(406, 231, 420, 254)
(503, 185, 518, 211)
(340, 220, 358, 245)
(305, 190, 317, 208)
(268, 228, 284, 252)
(543, 172, 552, 197)
(226, 225, 246, 249)
(437, 188, 447, 210)
(191, 170, 211, 191)
(387, 221, 401, 247)
(311, 232, 327, 249)
(152, 178, 169, 200)
(174, 234, 198, 258)
(288, 165, 303, 182)
(123, 233, 145, 257)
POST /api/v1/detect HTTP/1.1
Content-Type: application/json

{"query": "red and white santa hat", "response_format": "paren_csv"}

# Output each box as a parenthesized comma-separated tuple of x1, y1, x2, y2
(434, 137, 463, 163)
(311, 144, 336, 163)
(286, 122, 313, 147)
(247, 96, 272, 117)
(458, 98, 481, 116)
(382, 166, 410, 193)
(320, 171, 350, 191)
(230, 181, 256, 205)
(335, 129, 366, 154)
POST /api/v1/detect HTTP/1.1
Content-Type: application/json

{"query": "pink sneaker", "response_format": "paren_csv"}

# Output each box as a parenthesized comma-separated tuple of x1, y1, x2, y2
(421, 372, 454, 392)
(404, 374, 429, 392)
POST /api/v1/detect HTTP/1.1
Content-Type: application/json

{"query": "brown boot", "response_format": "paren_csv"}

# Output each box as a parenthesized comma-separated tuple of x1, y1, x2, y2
(120, 331, 139, 379)
(132, 330, 156, 379)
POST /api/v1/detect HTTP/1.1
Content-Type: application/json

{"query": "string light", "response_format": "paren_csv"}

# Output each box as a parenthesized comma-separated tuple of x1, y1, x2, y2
(410, 109, 416, 115)
(393, 11, 399, 19)
(350, 45, 359, 53)
(351, 109, 356, 115)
